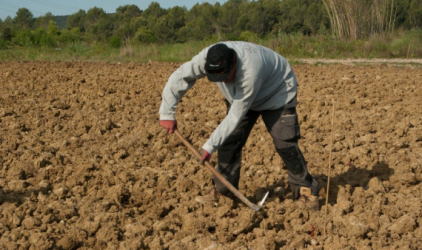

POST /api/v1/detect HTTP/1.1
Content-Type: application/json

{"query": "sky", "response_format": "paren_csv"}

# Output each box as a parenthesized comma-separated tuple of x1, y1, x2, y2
(0, 0, 227, 20)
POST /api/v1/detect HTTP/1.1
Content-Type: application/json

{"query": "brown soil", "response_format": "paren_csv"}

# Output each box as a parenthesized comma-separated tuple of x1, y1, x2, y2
(0, 60, 421, 250)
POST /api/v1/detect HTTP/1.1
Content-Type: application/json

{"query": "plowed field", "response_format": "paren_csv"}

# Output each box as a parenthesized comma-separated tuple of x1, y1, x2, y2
(1, 61, 421, 249)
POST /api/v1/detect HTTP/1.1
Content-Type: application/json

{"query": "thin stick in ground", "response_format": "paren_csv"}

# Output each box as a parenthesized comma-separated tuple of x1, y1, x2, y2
(324, 101, 335, 235)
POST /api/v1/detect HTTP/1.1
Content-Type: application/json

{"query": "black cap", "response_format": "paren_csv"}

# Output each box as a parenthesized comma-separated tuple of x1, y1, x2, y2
(205, 43, 235, 82)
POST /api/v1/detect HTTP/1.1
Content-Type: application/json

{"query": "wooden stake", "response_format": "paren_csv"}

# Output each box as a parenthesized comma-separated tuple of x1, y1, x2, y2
(324, 101, 335, 235)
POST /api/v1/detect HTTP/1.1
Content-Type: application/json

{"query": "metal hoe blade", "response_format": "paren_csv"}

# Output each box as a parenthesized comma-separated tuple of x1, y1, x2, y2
(254, 191, 270, 211)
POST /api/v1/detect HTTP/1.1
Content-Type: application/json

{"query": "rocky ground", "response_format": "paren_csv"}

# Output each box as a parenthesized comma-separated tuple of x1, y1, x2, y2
(0, 60, 421, 249)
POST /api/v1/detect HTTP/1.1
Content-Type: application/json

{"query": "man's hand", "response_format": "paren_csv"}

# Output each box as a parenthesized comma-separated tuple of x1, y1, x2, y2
(200, 150, 212, 165)
(160, 120, 177, 134)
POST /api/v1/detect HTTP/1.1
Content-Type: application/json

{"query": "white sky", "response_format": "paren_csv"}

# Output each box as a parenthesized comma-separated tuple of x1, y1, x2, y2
(0, 0, 227, 20)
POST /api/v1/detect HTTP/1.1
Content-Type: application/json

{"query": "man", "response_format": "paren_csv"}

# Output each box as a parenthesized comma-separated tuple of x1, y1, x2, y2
(159, 41, 319, 211)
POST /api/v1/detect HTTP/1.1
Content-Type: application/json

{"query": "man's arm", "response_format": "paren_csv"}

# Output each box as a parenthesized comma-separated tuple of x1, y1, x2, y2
(159, 51, 208, 121)
(202, 74, 263, 154)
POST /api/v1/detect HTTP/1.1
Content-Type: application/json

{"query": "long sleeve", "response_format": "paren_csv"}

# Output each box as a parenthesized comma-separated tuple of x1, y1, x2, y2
(159, 51, 208, 120)
(202, 66, 262, 154)
(159, 41, 298, 155)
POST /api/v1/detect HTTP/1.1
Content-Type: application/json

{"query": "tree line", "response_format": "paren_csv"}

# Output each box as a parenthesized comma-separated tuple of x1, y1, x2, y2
(0, 0, 421, 49)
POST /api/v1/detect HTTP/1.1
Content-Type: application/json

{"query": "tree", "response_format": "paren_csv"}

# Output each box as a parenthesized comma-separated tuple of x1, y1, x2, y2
(84, 7, 113, 41)
(178, 3, 220, 41)
(2, 16, 13, 29)
(234, 14, 249, 34)
(34, 12, 54, 29)
(136, 26, 155, 43)
(48, 20, 60, 35)
(247, 0, 280, 37)
(303, 2, 328, 35)
(14, 8, 34, 29)
(138, 2, 169, 42)
(396, 0, 422, 29)
(1, 27, 12, 41)
(153, 6, 186, 42)
(114, 4, 142, 39)
(66, 10, 86, 32)
(141, 2, 167, 19)
(218, 0, 248, 37)
(408, 0, 422, 29)
(276, 0, 327, 35)
(116, 4, 142, 21)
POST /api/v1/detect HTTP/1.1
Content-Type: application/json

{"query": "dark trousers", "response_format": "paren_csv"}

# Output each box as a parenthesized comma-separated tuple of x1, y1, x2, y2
(213, 97, 319, 199)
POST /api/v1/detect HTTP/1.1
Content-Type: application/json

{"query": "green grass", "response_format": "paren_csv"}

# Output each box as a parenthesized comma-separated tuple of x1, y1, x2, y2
(0, 30, 421, 62)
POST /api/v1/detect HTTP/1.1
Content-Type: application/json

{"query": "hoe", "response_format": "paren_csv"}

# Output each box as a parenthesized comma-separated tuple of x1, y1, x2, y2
(175, 130, 269, 212)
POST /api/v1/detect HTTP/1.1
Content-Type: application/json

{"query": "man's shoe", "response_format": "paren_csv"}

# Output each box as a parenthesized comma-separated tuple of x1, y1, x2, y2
(195, 189, 219, 203)
(297, 187, 319, 211)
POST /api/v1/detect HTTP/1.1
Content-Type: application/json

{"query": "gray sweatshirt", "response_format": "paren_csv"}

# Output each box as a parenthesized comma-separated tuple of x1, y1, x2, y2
(159, 41, 297, 154)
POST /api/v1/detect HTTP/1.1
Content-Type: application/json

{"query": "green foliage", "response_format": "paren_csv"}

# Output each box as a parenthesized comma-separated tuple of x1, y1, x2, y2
(142, 2, 167, 19)
(1, 27, 12, 41)
(34, 12, 54, 29)
(2, 29, 422, 61)
(110, 35, 122, 48)
(33, 27, 57, 47)
(12, 29, 34, 47)
(2, 16, 13, 28)
(84, 7, 113, 42)
(14, 8, 34, 29)
(178, 3, 219, 41)
(135, 27, 155, 44)
(58, 27, 81, 44)
(218, 0, 248, 36)
(238, 31, 259, 42)
(53, 16, 68, 29)
(66, 10, 86, 32)
(116, 4, 142, 21)
(0, 38, 6, 50)
(277, 0, 327, 35)
(303, 2, 327, 35)
(389, 30, 422, 57)
(65, 42, 91, 56)
(1, 0, 422, 60)
(395, 0, 422, 30)
(246, 0, 280, 36)
(114, 5, 142, 39)
(48, 20, 60, 35)
(408, 0, 422, 29)
(150, 6, 187, 43)
(365, 34, 396, 58)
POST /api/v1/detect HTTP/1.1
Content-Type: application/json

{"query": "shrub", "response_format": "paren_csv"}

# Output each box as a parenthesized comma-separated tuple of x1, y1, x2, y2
(12, 29, 34, 47)
(1, 27, 12, 41)
(110, 35, 122, 48)
(33, 27, 57, 47)
(136, 27, 155, 44)
(390, 30, 422, 57)
(0, 38, 6, 49)
(58, 27, 81, 45)
(239, 31, 259, 42)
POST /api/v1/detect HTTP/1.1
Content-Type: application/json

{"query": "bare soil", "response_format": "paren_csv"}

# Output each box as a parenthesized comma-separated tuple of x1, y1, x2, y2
(0, 60, 421, 250)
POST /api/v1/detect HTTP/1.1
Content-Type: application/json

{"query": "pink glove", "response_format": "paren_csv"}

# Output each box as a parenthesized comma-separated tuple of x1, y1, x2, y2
(200, 150, 211, 164)
(160, 120, 177, 134)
